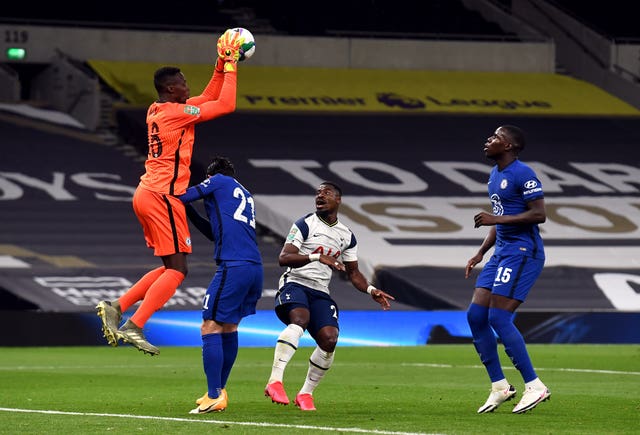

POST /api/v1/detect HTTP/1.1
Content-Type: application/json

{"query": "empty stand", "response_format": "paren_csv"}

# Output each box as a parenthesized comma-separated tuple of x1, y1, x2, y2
(3, 3, 640, 346)
(255, 0, 515, 39)
(3, 104, 640, 345)
(0, 111, 416, 313)
(3, 0, 515, 39)
(114, 108, 640, 313)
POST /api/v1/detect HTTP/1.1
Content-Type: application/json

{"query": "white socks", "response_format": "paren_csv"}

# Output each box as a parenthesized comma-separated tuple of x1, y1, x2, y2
(268, 324, 304, 383)
(525, 377, 546, 390)
(492, 378, 510, 391)
(299, 346, 335, 395)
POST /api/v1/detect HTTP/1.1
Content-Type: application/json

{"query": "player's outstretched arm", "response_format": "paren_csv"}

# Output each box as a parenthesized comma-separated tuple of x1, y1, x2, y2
(345, 261, 395, 310)
(183, 204, 214, 241)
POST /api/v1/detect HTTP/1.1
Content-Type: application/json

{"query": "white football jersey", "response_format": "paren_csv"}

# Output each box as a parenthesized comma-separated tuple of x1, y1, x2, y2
(279, 212, 358, 294)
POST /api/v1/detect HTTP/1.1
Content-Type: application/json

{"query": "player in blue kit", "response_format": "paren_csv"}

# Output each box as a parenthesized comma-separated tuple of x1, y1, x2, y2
(264, 181, 395, 411)
(465, 125, 551, 414)
(178, 156, 263, 414)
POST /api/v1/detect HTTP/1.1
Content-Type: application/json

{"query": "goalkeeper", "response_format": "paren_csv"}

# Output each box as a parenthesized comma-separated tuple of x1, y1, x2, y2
(95, 30, 243, 356)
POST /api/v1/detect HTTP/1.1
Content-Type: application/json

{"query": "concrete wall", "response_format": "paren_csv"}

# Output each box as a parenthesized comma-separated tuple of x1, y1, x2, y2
(0, 23, 554, 72)
(0, 64, 20, 101)
(612, 43, 640, 81)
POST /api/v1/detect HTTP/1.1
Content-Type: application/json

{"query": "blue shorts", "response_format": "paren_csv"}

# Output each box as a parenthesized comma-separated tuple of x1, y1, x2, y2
(202, 261, 263, 324)
(475, 254, 544, 302)
(274, 282, 339, 339)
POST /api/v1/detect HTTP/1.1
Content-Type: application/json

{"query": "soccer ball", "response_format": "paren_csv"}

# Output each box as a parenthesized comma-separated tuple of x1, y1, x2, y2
(227, 27, 256, 61)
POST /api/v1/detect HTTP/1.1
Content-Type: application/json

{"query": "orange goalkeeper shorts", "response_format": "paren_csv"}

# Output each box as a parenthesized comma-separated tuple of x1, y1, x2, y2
(132, 185, 192, 257)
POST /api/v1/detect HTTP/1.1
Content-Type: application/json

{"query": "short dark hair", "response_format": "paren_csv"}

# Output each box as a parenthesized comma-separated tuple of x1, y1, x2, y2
(320, 181, 342, 197)
(153, 66, 181, 93)
(207, 156, 235, 177)
(501, 125, 526, 152)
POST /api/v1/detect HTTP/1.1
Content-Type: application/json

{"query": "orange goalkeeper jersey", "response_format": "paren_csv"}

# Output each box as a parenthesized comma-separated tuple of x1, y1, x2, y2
(139, 68, 237, 195)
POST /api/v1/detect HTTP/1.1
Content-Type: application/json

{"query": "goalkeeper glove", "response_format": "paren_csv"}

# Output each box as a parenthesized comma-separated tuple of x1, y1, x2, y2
(217, 29, 241, 63)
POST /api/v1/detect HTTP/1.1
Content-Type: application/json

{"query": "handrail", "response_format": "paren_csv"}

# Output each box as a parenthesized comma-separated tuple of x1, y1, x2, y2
(611, 63, 640, 84)
(526, 0, 608, 69)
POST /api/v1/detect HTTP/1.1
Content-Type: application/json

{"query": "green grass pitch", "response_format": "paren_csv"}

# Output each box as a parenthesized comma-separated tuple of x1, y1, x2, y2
(0, 344, 638, 434)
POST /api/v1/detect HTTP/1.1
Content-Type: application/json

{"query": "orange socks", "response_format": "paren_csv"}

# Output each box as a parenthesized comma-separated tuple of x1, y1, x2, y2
(118, 266, 165, 312)
(130, 268, 185, 327)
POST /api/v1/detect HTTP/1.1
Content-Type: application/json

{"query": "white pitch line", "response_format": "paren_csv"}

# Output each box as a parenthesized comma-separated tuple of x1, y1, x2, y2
(0, 408, 441, 435)
(1, 360, 638, 377)
(1, 362, 638, 376)
(0, 364, 184, 371)
(402, 363, 640, 376)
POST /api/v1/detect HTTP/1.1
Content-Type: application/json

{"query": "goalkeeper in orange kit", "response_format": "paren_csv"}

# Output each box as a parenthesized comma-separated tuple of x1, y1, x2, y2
(95, 30, 244, 356)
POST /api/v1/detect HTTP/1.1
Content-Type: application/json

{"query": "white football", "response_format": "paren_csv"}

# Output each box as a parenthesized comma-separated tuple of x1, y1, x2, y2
(227, 27, 256, 61)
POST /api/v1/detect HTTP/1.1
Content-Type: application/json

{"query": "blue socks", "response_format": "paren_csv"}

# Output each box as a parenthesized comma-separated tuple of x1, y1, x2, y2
(467, 303, 505, 382)
(202, 333, 223, 399)
(221, 331, 239, 387)
(467, 303, 538, 383)
(202, 331, 240, 399)
(489, 307, 537, 383)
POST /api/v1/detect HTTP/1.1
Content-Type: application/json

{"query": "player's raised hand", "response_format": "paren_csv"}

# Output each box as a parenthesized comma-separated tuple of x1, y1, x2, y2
(217, 29, 241, 63)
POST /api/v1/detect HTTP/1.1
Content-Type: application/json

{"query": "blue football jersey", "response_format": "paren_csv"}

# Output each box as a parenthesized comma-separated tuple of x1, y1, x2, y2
(487, 159, 545, 259)
(180, 174, 262, 264)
